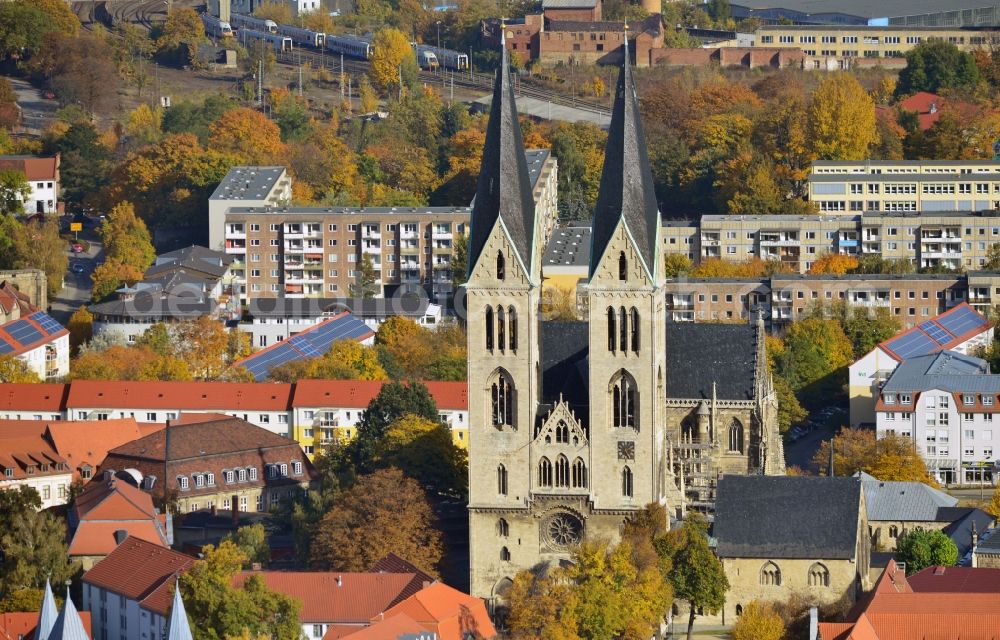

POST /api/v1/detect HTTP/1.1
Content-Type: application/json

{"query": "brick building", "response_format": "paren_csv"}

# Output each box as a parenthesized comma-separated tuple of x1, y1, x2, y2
(650, 46, 804, 68)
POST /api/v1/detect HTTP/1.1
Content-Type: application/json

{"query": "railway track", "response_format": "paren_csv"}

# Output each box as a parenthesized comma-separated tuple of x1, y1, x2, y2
(72, 0, 169, 34)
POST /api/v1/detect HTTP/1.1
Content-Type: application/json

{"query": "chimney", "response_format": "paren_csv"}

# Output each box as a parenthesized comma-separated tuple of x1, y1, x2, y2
(103, 469, 115, 481)
(972, 520, 979, 551)
(336, 575, 342, 587)
(251, 562, 262, 571)
(210, 504, 217, 517)
(114, 530, 128, 545)
(232, 494, 239, 525)
(809, 606, 818, 640)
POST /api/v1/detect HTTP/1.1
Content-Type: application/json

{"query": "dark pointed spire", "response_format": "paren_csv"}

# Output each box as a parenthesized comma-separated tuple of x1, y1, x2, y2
(589, 29, 660, 280)
(467, 25, 538, 281)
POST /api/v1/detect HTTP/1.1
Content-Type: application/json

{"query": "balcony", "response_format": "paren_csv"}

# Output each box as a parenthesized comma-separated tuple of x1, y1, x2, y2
(225, 227, 246, 239)
(432, 229, 452, 240)
(666, 295, 693, 309)
(848, 292, 890, 307)
(399, 244, 420, 255)
(400, 228, 419, 240)
(303, 225, 322, 238)
(283, 225, 303, 237)
(701, 235, 721, 247)
(758, 233, 798, 246)
(362, 227, 381, 239)
(225, 240, 246, 254)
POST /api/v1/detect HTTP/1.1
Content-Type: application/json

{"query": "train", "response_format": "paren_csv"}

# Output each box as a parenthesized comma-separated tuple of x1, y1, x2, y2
(201, 14, 234, 38)
(239, 28, 293, 52)
(414, 46, 439, 70)
(325, 34, 374, 60)
(417, 44, 469, 70)
(231, 13, 278, 34)
(276, 24, 325, 48)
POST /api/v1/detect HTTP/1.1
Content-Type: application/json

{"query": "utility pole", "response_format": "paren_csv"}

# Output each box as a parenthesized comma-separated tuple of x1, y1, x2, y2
(258, 58, 263, 107)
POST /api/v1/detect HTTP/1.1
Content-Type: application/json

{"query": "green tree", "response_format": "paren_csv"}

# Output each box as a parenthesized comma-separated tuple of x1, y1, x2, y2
(380, 414, 468, 497)
(99, 201, 156, 271)
(667, 515, 728, 640)
(840, 306, 902, 358)
(732, 600, 785, 640)
(0, 587, 61, 613)
(310, 468, 443, 576)
(12, 216, 68, 298)
(0, 170, 30, 215)
(0, 487, 77, 593)
(156, 7, 206, 64)
(774, 375, 807, 434)
(46, 121, 112, 211)
(352, 381, 438, 471)
(180, 540, 301, 640)
(451, 233, 468, 288)
(897, 41, 981, 95)
(778, 317, 855, 400)
(807, 73, 877, 161)
(985, 242, 1000, 270)
(349, 253, 378, 299)
(895, 528, 959, 574)
(223, 524, 269, 569)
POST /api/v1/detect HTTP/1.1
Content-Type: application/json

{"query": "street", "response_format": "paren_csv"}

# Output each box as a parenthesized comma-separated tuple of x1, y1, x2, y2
(49, 221, 101, 324)
(7, 76, 58, 135)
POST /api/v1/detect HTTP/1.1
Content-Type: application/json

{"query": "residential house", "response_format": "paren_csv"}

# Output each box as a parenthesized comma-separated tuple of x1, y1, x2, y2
(0, 154, 60, 214)
(82, 537, 196, 640)
(714, 475, 871, 624)
(343, 582, 497, 640)
(0, 310, 70, 379)
(849, 302, 993, 427)
(973, 529, 1000, 568)
(97, 416, 317, 514)
(68, 477, 172, 570)
(0, 421, 74, 509)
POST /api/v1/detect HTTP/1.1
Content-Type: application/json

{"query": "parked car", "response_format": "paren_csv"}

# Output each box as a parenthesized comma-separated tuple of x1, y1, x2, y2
(71, 243, 83, 253)
(71, 263, 85, 274)
(42, 90, 56, 100)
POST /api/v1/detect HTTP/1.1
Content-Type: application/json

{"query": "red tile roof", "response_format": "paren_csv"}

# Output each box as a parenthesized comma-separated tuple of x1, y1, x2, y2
(0, 155, 59, 181)
(68, 478, 168, 556)
(0, 422, 68, 481)
(0, 611, 92, 640)
(0, 281, 36, 317)
(334, 613, 424, 640)
(0, 312, 67, 358)
(82, 537, 194, 616)
(291, 380, 467, 410)
(107, 417, 298, 460)
(376, 582, 496, 640)
(43, 418, 147, 480)
(66, 380, 294, 411)
(233, 571, 418, 624)
(68, 521, 169, 557)
(907, 565, 1000, 592)
(878, 302, 992, 362)
(0, 384, 67, 412)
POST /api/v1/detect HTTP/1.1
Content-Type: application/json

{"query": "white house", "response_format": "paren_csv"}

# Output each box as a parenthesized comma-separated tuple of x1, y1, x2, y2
(850, 303, 993, 427)
(0, 310, 70, 379)
(0, 154, 59, 215)
(876, 350, 1000, 486)
(0, 425, 72, 509)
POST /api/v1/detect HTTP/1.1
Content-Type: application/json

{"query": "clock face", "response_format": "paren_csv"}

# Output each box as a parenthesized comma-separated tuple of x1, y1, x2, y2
(617, 441, 635, 460)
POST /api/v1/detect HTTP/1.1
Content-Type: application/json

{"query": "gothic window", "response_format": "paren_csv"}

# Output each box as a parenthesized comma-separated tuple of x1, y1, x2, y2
(728, 419, 745, 453)
(618, 251, 627, 281)
(485, 307, 494, 351)
(760, 562, 781, 586)
(630, 307, 639, 353)
(621, 466, 633, 497)
(497, 306, 506, 351)
(497, 518, 509, 537)
(611, 370, 638, 428)
(682, 418, 695, 441)
(889, 525, 899, 538)
(497, 464, 508, 495)
(555, 455, 569, 487)
(619, 306, 627, 352)
(490, 369, 515, 428)
(607, 307, 616, 353)
(572, 458, 587, 488)
(538, 457, 553, 487)
(556, 421, 569, 443)
(500, 546, 511, 561)
(808, 563, 830, 587)
(497, 251, 505, 280)
(508, 306, 517, 351)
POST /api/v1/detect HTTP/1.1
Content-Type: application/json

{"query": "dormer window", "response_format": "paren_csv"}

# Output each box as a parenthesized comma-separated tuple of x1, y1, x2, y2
(292, 461, 303, 476)
(618, 251, 627, 281)
(178, 476, 189, 490)
(497, 251, 505, 280)
(985, 396, 994, 407)
(900, 394, 912, 405)
(884, 394, 896, 405)
(249, 467, 258, 481)
(3, 468, 11, 478)
(964, 394, 976, 406)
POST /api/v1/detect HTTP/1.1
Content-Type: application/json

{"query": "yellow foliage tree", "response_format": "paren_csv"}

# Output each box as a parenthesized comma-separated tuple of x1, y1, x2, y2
(155, 7, 205, 55)
(66, 306, 93, 356)
(986, 483, 1000, 518)
(208, 108, 284, 164)
(126, 104, 162, 146)
(375, 317, 433, 377)
(369, 28, 416, 95)
(99, 201, 156, 271)
(90, 260, 144, 302)
(870, 75, 898, 105)
(359, 76, 379, 114)
(807, 73, 877, 160)
(813, 428, 938, 486)
(732, 601, 785, 640)
(808, 252, 860, 275)
(252, 0, 293, 23)
(34, 0, 81, 36)
(0, 355, 41, 383)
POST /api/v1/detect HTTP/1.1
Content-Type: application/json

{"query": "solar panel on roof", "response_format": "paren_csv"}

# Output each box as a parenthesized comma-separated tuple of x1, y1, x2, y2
(937, 305, 986, 339)
(5, 320, 43, 346)
(31, 313, 64, 335)
(919, 321, 952, 345)
(288, 334, 321, 358)
(886, 331, 939, 359)
(0, 339, 13, 354)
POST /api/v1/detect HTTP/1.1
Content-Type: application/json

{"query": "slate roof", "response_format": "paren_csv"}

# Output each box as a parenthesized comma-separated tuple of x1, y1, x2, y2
(467, 42, 538, 280)
(106, 417, 296, 461)
(247, 295, 432, 319)
(941, 508, 996, 558)
(665, 323, 757, 400)
(539, 321, 589, 409)
(542, 227, 591, 268)
(856, 471, 957, 522)
(715, 475, 863, 559)
(882, 350, 1000, 395)
(146, 245, 234, 280)
(589, 35, 660, 279)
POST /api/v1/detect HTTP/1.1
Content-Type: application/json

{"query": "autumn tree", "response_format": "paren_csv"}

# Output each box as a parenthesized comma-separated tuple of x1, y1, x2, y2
(251, 0, 293, 24)
(775, 317, 854, 402)
(808, 252, 859, 275)
(666, 514, 729, 640)
(451, 233, 468, 288)
(287, 123, 360, 203)
(40, 33, 120, 117)
(897, 41, 981, 95)
(379, 414, 468, 497)
(180, 540, 301, 640)
(99, 201, 156, 271)
(0, 355, 41, 383)
(541, 285, 580, 321)
(269, 340, 386, 383)
(813, 428, 937, 485)
(208, 108, 283, 165)
(353, 381, 438, 471)
(310, 468, 443, 575)
(732, 601, 785, 640)
(156, 7, 206, 64)
(359, 75, 379, 114)
(11, 216, 67, 298)
(0, 487, 77, 593)
(895, 528, 959, 574)
(66, 306, 93, 356)
(369, 28, 418, 96)
(125, 104, 163, 147)
(350, 253, 379, 299)
(0, 169, 29, 215)
(223, 524, 270, 569)
(986, 483, 1000, 518)
(808, 73, 877, 161)
(70, 344, 191, 381)
(0, 587, 61, 613)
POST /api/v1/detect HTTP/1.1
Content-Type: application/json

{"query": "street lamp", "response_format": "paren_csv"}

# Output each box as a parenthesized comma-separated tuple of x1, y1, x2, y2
(436, 21, 442, 50)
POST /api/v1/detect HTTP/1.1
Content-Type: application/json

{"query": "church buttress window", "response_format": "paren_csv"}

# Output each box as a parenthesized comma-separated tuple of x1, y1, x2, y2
(538, 457, 552, 487)
(729, 419, 745, 454)
(611, 371, 637, 429)
(607, 307, 616, 353)
(621, 466, 633, 497)
(485, 307, 494, 351)
(619, 307, 627, 352)
(490, 370, 514, 429)
(508, 306, 517, 351)
(571, 458, 587, 488)
(556, 421, 569, 443)
(555, 455, 569, 487)
(497, 465, 508, 495)
(497, 251, 505, 280)
(630, 307, 639, 353)
(618, 251, 627, 281)
(497, 306, 506, 350)
(497, 518, 509, 537)
(760, 562, 781, 586)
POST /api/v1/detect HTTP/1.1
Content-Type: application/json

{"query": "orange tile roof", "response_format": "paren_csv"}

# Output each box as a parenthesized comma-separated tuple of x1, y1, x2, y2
(82, 537, 195, 616)
(878, 302, 992, 362)
(377, 582, 496, 640)
(0, 611, 92, 640)
(0, 281, 36, 316)
(66, 380, 294, 411)
(908, 565, 1000, 592)
(107, 417, 297, 460)
(0, 422, 68, 481)
(68, 478, 168, 556)
(0, 384, 68, 412)
(68, 521, 169, 557)
(233, 571, 417, 624)
(0, 155, 59, 181)
(43, 418, 146, 480)
(291, 380, 467, 410)
(335, 613, 425, 640)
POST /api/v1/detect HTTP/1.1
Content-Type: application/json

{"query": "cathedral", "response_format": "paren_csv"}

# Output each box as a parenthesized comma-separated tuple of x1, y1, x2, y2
(464, 36, 785, 605)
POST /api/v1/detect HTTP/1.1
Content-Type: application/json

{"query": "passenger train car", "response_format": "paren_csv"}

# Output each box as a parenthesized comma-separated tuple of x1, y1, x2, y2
(277, 24, 325, 48)
(231, 13, 279, 34)
(325, 34, 374, 59)
(201, 14, 234, 38)
(239, 29, 293, 52)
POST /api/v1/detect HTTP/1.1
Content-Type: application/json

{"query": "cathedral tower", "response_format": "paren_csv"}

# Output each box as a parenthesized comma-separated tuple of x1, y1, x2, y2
(586, 32, 668, 513)
(466, 38, 544, 603)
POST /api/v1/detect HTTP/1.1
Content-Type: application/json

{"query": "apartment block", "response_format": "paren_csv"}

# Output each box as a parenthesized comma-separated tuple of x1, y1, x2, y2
(809, 161, 1000, 215)
(212, 152, 558, 302)
(756, 25, 1000, 70)
(698, 214, 856, 272)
